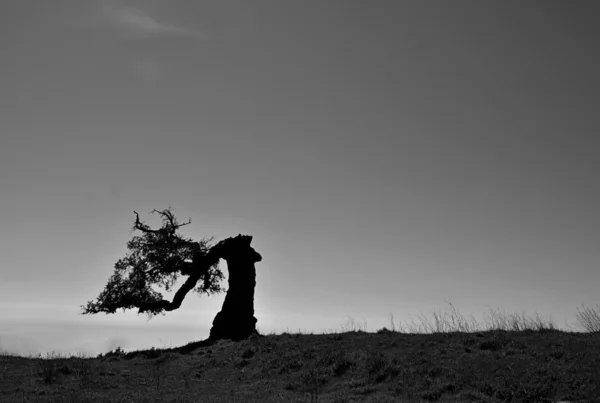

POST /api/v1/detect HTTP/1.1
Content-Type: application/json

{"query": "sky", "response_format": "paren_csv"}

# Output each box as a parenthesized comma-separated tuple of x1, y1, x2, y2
(1, 0, 599, 356)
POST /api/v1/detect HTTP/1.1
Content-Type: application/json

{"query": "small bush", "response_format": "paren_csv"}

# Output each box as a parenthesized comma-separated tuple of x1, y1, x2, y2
(377, 327, 392, 334)
(143, 347, 162, 359)
(479, 332, 512, 351)
(98, 346, 125, 360)
(333, 356, 354, 376)
(237, 358, 251, 368)
(37, 352, 62, 384)
(479, 340, 502, 351)
(277, 359, 303, 374)
(364, 352, 398, 383)
(241, 347, 255, 359)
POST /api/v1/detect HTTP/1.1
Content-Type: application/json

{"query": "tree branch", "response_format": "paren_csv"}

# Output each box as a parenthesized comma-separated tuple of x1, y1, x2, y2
(151, 208, 192, 228)
(137, 247, 223, 314)
(133, 211, 160, 234)
(83, 208, 223, 317)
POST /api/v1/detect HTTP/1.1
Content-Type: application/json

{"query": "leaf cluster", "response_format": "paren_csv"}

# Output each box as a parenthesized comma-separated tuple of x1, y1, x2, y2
(82, 208, 224, 317)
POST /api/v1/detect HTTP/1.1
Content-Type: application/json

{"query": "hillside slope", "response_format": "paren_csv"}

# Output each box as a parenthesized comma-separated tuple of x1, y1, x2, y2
(2, 329, 600, 402)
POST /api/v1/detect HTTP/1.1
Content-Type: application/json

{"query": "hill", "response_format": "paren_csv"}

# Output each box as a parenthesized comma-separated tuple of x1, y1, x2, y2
(2, 328, 600, 402)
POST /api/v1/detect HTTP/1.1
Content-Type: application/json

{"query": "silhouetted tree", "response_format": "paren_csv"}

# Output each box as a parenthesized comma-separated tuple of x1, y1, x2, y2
(82, 208, 262, 341)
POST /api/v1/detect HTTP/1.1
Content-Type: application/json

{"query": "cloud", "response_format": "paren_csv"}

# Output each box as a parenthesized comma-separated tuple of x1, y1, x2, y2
(102, 4, 201, 38)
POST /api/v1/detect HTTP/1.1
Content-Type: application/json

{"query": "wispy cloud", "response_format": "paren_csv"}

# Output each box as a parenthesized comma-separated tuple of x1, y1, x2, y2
(102, 4, 201, 38)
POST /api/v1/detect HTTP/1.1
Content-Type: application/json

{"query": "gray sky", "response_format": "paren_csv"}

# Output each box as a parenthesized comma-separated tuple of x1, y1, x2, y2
(1, 0, 599, 355)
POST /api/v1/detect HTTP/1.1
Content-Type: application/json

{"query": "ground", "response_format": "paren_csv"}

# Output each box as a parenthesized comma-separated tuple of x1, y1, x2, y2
(1, 329, 600, 402)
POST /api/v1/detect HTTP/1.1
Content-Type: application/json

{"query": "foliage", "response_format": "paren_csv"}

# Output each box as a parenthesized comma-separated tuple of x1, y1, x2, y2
(82, 208, 225, 318)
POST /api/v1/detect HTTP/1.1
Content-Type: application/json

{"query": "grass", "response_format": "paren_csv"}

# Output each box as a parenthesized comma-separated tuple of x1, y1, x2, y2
(2, 304, 600, 402)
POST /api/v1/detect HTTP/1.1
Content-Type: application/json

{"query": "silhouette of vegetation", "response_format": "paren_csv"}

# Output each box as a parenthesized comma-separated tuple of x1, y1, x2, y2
(82, 208, 262, 341)
(82, 208, 223, 317)
(575, 304, 600, 332)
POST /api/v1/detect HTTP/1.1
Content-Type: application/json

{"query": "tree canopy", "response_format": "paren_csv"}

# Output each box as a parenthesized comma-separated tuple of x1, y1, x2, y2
(82, 208, 225, 317)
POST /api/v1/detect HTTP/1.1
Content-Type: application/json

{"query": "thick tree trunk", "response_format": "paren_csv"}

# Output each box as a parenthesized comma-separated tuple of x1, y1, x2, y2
(209, 234, 262, 341)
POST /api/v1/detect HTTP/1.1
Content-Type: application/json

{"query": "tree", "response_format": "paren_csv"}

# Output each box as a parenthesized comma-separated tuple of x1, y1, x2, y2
(82, 208, 262, 341)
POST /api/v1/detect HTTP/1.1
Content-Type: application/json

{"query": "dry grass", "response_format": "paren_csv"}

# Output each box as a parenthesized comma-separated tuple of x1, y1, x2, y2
(2, 305, 600, 403)
(575, 304, 600, 333)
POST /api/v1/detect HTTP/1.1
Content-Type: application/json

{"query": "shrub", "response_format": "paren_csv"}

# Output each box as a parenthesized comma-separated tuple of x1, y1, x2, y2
(37, 352, 62, 384)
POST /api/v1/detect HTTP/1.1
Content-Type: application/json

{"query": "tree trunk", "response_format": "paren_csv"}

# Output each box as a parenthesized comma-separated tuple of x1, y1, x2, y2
(209, 234, 262, 341)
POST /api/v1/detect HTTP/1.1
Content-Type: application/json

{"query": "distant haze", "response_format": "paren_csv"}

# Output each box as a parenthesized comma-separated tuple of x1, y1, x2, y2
(1, 1, 599, 355)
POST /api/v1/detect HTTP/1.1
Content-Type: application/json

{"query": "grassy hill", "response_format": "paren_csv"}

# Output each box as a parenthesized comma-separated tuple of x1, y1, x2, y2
(2, 307, 600, 403)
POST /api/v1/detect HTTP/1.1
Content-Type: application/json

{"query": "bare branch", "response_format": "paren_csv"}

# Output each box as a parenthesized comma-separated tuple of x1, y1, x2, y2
(150, 209, 192, 228)
(133, 211, 160, 234)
